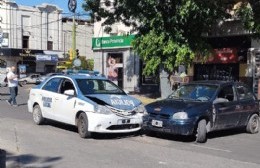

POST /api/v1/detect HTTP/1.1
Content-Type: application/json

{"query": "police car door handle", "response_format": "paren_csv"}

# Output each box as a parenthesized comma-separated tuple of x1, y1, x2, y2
(55, 97, 59, 100)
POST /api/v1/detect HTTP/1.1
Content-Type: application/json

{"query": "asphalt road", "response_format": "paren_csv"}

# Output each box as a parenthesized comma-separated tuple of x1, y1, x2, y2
(0, 85, 260, 168)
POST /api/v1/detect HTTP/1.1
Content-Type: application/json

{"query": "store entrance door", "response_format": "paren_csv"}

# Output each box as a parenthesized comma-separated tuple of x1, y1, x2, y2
(106, 53, 123, 88)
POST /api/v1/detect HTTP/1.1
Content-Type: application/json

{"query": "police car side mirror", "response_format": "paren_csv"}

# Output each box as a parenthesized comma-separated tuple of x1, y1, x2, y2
(64, 89, 75, 96)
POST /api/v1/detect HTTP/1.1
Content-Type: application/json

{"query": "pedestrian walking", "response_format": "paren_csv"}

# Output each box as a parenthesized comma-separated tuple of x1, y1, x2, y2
(6, 66, 18, 107)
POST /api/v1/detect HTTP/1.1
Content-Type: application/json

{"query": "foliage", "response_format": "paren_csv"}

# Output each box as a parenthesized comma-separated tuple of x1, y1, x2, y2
(83, 0, 258, 75)
(236, 0, 260, 37)
(82, 58, 94, 70)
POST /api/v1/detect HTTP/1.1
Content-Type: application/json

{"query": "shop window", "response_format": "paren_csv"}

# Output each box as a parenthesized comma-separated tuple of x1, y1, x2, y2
(47, 41, 53, 50)
(106, 53, 123, 88)
(22, 36, 29, 48)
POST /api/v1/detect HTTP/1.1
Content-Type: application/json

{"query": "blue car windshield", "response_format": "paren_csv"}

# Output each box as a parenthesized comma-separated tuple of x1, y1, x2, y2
(168, 84, 218, 101)
(76, 79, 125, 95)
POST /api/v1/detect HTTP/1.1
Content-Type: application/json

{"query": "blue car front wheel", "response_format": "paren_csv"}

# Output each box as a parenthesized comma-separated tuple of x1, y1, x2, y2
(195, 119, 207, 143)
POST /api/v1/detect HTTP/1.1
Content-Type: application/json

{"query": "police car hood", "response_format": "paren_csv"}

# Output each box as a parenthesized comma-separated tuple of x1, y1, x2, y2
(86, 94, 141, 110)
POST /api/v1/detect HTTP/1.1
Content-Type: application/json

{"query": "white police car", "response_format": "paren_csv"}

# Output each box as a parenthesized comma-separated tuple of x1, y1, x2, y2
(27, 72, 145, 138)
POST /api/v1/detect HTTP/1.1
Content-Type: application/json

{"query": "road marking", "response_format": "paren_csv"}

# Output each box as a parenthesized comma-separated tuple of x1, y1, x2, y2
(191, 144, 232, 153)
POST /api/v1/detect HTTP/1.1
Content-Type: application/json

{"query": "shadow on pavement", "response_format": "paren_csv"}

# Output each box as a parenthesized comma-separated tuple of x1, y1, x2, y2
(143, 130, 195, 142)
(0, 93, 10, 96)
(143, 128, 246, 143)
(37, 119, 246, 142)
(44, 120, 141, 140)
(6, 151, 62, 168)
(207, 128, 245, 139)
(17, 103, 28, 107)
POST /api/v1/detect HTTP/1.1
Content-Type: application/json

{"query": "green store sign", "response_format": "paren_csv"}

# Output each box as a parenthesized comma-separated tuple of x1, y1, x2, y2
(92, 35, 135, 50)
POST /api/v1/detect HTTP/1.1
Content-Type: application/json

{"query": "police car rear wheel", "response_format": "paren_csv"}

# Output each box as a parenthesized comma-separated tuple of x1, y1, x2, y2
(246, 114, 259, 134)
(78, 113, 91, 138)
(33, 105, 44, 125)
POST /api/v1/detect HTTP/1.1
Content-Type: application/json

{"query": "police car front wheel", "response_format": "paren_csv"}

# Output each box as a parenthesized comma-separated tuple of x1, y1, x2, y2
(78, 113, 91, 138)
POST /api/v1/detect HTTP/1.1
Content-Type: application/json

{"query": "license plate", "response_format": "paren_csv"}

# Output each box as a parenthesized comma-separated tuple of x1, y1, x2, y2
(151, 120, 163, 127)
(118, 119, 131, 124)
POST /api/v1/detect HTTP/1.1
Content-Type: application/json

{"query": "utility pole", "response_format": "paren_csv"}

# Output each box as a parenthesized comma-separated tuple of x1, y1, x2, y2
(68, 0, 77, 60)
(72, 12, 76, 59)
(0, 26, 3, 48)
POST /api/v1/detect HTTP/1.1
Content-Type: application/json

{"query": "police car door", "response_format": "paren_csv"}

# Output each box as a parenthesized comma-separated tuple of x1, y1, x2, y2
(54, 78, 77, 125)
(41, 77, 63, 120)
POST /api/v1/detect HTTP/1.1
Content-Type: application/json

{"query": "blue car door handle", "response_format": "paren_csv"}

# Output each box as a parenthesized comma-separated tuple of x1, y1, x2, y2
(235, 105, 241, 110)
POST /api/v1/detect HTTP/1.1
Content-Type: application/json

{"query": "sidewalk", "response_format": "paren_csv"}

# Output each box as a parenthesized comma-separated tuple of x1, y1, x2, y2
(131, 94, 157, 105)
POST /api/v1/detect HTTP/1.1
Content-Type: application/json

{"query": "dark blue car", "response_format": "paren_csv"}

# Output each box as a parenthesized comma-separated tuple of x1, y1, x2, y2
(143, 81, 260, 143)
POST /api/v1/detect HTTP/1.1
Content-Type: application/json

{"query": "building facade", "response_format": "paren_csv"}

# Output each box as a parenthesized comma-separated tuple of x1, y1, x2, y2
(92, 19, 141, 92)
(188, 6, 260, 97)
(0, 0, 63, 73)
(62, 17, 93, 60)
(0, 0, 94, 75)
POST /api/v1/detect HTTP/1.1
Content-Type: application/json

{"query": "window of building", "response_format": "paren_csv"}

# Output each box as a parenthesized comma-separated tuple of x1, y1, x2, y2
(47, 41, 53, 50)
(22, 36, 29, 48)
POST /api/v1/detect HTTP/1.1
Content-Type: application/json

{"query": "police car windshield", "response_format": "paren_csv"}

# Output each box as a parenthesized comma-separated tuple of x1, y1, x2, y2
(76, 79, 125, 95)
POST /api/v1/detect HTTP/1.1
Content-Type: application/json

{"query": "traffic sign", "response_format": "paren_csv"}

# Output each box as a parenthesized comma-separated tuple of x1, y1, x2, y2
(68, 0, 77, 13)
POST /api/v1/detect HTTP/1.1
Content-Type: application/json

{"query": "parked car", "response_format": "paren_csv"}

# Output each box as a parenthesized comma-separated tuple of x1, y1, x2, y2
(19, 74, 41, 85)
(37, 72, 64, 83)
(143, 80, 260, 143)
(27, 73, 145, 138)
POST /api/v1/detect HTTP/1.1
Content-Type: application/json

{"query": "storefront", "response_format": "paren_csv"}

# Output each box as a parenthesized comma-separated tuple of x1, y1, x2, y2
(0, 48, 58, 74)
(192, 35, 251, 84)
(92, 35, 140, 91)
(35, 54, 59, 73)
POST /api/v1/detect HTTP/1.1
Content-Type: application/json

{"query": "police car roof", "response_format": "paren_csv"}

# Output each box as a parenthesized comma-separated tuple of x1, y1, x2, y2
(67, 73, 107, 80)
(58, 69, 107, 80)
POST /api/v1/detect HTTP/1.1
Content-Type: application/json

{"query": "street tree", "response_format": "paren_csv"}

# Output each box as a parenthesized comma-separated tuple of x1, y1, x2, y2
(236, 0, 260, 37)
(83, 0, 259, 75)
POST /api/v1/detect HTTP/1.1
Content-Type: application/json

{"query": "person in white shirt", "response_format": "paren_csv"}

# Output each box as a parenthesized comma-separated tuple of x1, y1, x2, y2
(6, 66, 18, 106)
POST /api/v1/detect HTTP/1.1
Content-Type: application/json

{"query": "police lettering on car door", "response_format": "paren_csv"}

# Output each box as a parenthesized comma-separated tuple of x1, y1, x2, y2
(42, 96, 52, 108)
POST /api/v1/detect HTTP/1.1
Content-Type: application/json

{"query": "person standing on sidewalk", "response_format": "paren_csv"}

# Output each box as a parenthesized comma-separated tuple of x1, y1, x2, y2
(6, 66, 18, 107)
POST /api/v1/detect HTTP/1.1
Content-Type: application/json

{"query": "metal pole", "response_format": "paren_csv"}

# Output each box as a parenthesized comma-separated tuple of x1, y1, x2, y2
(68, 0, 77, 66)
(101, 25, 104, 75)
(72, 12, 76, 60)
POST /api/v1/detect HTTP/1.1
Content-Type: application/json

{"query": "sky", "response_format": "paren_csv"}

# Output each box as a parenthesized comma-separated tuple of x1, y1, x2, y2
(15, 0, 87, 17)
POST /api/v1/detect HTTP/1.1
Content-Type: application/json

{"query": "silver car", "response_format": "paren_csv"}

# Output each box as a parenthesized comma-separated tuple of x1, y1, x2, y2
(37, 72, 64, 83)
(19, 74, 41, 85)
